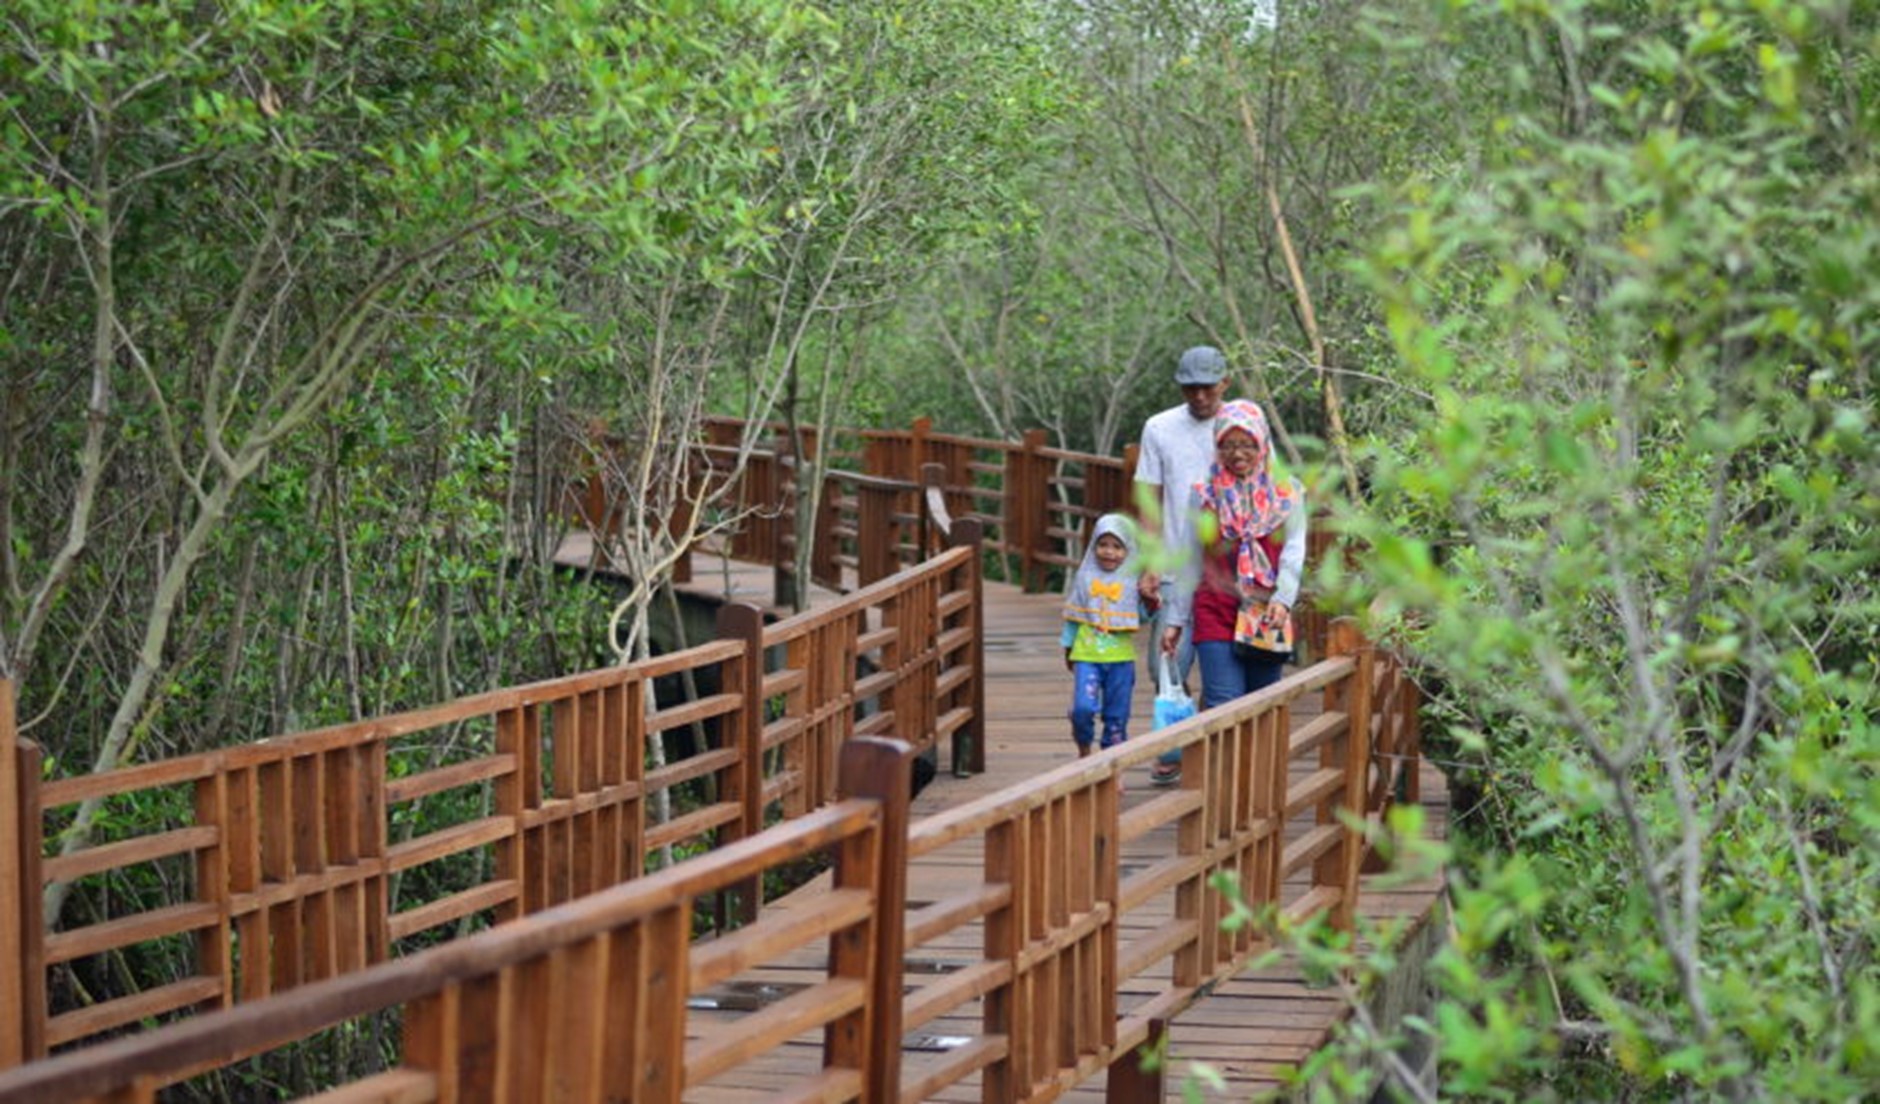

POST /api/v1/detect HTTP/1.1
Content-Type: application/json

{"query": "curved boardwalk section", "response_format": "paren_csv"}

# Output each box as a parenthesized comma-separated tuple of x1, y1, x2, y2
(0, 550, 1443, 1104)
(677, 556, 1447, 1102)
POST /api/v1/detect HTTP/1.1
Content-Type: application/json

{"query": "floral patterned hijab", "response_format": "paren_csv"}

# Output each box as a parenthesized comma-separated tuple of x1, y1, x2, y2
(1196, 400, 1299, 590)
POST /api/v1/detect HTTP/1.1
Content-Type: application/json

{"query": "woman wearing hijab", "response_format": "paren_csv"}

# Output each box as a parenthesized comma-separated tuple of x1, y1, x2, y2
(1151, 400, 1305, 783)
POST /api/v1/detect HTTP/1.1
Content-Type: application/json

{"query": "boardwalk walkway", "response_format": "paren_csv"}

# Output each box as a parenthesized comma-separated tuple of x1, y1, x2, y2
(670, 551, 1448, 1102)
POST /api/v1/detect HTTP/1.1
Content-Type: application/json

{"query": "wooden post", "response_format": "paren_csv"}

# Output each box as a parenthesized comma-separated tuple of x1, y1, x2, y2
(666, 449, 701, 586)
(834, 737, 913, 1104)
(1321, 620, 1370, 929)
(856, 482, 895, 587)
(811, 471, 840, 589)
(1106, 1018, 1168, 1103)
(1083, 455, 1132, 519)
(862, 430, 894, 479)
(0, 681, 21, 1069)
(908, 416, 932, 481)
(716, 603, 769, 927)
(982, 816, 1023, 1100)
(773, 432, 799, 610)
(1005, 429, 1049, 592)
(14, 737, 44, 1062)
(1338, 637, 1375, 930)
(194, 771, 233, 1013)
(950, 519, 987, 775)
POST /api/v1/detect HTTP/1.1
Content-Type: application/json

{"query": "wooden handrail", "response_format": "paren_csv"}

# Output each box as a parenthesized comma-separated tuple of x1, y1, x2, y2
(0, 738, 915, 1104)
(0, 625, 1414, 1103)
(577, 416, 1138, 598)
(4, 411, 1385, 1095)
(1, 542, 981, 1064)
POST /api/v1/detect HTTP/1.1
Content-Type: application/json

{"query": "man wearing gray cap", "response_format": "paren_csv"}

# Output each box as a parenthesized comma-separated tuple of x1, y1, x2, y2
(1136, 346, 1228, 785)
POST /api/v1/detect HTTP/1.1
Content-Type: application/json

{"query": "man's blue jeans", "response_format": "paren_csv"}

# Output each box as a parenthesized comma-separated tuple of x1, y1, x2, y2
(1070, 660, 1135, 750)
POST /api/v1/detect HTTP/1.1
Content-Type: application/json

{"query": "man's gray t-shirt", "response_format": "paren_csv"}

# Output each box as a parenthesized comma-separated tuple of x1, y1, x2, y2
(1134, 402, 1218, 588)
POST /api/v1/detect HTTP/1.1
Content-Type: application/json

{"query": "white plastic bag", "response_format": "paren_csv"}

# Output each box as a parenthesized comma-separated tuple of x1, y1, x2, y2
(1152, 652, 1195, 729)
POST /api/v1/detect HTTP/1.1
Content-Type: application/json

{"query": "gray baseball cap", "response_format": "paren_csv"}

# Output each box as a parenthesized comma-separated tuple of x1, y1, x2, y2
(1174, 345, 1226, 386)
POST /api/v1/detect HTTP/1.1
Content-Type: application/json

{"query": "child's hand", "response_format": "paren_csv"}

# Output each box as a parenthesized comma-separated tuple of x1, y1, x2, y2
(1063, 648, 1074, 671)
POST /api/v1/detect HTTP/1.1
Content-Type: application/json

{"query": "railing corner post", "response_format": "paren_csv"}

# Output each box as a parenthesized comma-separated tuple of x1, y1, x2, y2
(909, 416, 932, 476)
(716, 602, 769, 926)
(836, 737, 913, 1104)
(1106, 1018, 1168, 1104)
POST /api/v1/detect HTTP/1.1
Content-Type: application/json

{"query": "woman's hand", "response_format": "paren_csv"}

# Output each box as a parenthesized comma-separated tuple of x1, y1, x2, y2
(1263, 600, 1290, 627)
(1160, 625, 1182, 655)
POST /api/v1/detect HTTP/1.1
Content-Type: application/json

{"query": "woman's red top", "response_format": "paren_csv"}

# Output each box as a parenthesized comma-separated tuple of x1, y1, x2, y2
(1190, 531, 1283, 644)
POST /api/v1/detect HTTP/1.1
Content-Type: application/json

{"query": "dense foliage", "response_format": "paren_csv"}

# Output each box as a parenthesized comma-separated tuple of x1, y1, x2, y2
(1315, 1, 1879, 1100)
(883, 1, 1878, 1099)
(3, 0, 1874, 1099)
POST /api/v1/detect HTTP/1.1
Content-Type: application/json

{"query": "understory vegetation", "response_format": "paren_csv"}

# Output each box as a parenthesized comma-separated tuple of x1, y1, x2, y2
(2, 0, 1874, 1100)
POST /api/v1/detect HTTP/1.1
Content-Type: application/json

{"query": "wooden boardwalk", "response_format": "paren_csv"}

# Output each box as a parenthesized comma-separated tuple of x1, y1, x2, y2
(670, 553, 1448, 1102)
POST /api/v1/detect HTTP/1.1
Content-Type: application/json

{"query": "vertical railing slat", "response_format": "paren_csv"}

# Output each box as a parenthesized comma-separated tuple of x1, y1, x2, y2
(14, 737, 45, 1063)
(0, 683, 24, 1069)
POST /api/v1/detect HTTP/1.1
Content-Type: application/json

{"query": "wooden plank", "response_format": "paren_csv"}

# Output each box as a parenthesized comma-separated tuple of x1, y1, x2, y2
(38, 757, 219, 809)
(1, 688, 24, 1069)
(685, 978, 867, 1084)
(0, 541, 1446, 1101)
(643, 801, 742, 853)
(44, 977, 223, 1046)
(1281, 825, 1344, 878)
(689, 888, 873, 990)
(384, 816, 510, 874)
(645, 692, 742, 738)
(41, 826, 219, 885)
(42, 903, 221, 966)
(1284, 767, 1346, 819)
(385, 754, 516, 806)
(387, 880, 519, 942)
(301, 1069, 438, 1104)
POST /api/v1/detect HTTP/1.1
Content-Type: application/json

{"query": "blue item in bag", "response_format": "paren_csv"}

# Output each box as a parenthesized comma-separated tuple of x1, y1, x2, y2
(1152, 653, 1195, 729)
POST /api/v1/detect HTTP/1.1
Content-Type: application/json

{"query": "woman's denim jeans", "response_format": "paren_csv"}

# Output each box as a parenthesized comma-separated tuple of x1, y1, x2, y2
(1194, 640, 1286, 708)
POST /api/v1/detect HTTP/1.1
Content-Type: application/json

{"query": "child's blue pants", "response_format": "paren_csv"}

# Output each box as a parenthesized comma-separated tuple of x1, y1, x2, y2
(1070, 660, 1134, 749)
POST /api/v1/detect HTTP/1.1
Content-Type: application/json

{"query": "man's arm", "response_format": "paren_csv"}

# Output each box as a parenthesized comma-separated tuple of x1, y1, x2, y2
(1134, 424, 1166, 598)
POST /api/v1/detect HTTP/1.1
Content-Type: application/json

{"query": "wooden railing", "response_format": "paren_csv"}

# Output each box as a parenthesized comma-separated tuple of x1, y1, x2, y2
(2, 411, 1401, 1098)
(609, 416, 1338, 662)
(0, 623, 1419, 1104)
(0, 737, 918, 1104)
(575, 416, 1143, 597)
(888, 620, 1416, 1100)
(0, 534, 982, 1067)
